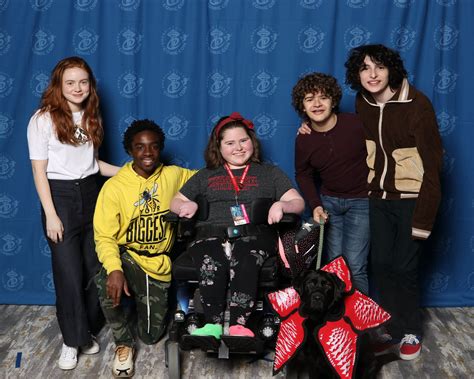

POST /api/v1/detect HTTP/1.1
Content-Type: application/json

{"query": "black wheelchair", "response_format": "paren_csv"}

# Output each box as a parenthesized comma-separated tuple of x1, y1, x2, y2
(163, 198, 301, 379)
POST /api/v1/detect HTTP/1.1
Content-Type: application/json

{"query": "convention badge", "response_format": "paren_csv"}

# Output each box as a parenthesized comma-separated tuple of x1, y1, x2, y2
(230, 204, 250, 225)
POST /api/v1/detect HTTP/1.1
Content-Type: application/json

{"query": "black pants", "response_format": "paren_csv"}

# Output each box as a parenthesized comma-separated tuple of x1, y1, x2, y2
(370, 198, 423, 339)
(188, 230, 276, 325)
(42, 174, 104, 347)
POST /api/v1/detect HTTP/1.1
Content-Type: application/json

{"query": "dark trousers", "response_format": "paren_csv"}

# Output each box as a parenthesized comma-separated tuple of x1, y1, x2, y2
(370, 198, 423, 339)
(188, 230, 276, 325)
(42, 174, 104, 347)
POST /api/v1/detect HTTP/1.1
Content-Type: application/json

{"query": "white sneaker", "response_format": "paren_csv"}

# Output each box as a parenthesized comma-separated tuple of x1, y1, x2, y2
(112, 345, 135, 377)
(58, 343, 78, 370)
(81, 336, 100, 355)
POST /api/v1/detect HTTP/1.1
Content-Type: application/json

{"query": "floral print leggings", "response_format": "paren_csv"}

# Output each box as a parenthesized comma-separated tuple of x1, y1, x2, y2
(187, 231, 276, 326)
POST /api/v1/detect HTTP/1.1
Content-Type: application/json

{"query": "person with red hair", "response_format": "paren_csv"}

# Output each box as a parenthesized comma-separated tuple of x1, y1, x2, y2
(27, 57, 119, 370)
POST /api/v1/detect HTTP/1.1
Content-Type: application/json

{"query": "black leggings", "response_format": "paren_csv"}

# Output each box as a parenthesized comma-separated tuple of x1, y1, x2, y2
(188, 231, 276, 325)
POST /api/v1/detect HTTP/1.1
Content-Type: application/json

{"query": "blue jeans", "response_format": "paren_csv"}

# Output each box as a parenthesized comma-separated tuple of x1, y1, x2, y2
(321, 195, 370, 294)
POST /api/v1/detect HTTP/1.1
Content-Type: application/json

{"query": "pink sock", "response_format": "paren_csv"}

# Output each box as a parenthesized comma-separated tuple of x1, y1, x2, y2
(229, 325, 255, 337)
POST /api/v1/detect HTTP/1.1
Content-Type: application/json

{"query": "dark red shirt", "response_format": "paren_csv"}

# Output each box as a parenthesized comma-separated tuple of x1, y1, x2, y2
(294, 113, 368, 210)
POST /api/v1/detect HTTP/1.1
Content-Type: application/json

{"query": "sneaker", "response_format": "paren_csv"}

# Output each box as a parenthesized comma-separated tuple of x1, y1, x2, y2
(81, 336, 100, 355)
(399, 334, 422, 360)
(112, 345, 135, 377)
(229, 325, 255, 337)
(58, 343, 78, 370)
(372, 333, 400, 356)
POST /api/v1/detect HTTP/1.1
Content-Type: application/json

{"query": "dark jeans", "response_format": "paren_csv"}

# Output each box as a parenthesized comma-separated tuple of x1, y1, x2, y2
(370, 198, 423, 339)
(42, 174, 104, 347)
(321, 195, 370, 294)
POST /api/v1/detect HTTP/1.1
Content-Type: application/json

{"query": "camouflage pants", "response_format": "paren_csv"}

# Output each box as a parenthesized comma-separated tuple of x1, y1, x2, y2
(95, 252, 170, 347)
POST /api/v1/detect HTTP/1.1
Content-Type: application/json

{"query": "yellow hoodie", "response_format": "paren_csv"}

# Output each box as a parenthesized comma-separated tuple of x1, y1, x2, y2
(94, 162, 195, 282)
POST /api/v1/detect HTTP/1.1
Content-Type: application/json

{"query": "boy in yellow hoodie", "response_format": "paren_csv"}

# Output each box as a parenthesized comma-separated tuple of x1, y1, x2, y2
(94, 119, 195, 377)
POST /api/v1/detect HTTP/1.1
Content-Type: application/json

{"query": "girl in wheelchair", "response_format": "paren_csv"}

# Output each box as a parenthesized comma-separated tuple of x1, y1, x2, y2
(170, 112, 304, 339)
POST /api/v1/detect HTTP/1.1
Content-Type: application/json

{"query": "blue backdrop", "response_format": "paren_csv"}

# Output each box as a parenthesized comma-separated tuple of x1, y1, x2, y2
(0, 0, 472, 307)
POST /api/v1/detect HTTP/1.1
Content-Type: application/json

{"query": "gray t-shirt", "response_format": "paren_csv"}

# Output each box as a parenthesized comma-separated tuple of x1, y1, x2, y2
(180, 162, 294, 227)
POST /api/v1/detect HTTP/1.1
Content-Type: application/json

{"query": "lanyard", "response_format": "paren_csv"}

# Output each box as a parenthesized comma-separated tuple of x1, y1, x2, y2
(224, 163, 250, 195)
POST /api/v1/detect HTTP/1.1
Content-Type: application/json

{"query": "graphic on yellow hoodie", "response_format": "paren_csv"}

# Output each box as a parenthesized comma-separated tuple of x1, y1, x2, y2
(94, 162, 195, 282)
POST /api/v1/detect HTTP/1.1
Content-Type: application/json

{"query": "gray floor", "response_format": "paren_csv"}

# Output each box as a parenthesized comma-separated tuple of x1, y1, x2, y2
(0, 305, 473, 378)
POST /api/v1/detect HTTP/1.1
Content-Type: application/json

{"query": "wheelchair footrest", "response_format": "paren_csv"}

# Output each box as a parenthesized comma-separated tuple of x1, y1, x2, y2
(181, 335, 220, 351)
(221, 336, 265, 353)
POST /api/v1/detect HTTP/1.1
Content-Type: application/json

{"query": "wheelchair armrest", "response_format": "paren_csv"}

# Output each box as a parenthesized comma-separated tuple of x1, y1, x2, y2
(163, 211, 197, 239)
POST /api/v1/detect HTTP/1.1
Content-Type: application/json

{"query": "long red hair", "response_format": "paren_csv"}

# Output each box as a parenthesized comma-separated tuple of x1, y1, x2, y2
(38, 56, 103, 147)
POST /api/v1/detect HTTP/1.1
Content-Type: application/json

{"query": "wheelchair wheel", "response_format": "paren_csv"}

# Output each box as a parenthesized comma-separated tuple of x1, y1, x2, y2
(165, 340, 181, 379)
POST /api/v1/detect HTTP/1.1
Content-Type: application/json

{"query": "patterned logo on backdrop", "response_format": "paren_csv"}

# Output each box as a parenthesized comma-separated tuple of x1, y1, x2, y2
(162, 70, 188, 98)
(30, 71, 50, 98)
(163, 114, 189, 141)
(298, 26, 325, 53)
(427, 272, 449, 293)
(390, 26, 416, 52)
(434, 24, 459, 51)
(0, 0, 9, 12)
(170, 155, 190, 168)
(73, 27, 99, 55)
(342, 83, 356, 96)
(254, 113, 277, 140)
(393, 0, 414, 8)
(118, 0, 141, 11)
(2, 268, 24, 291)
(32, 28, 55, 55)
(0, 193, 19, 218)
(252, 0, 275, 9)
(436, 110, 456, 136)
(300, 0, 323, 9)
(40, 235, 51, 257)
(433, 67, 457, 94)
(161, 27, 188, 55)
(0, 72, 13, 98)
(118, 71, 144, 98)
(118, 114, 138, 135)
(29, 0, 53, 11)
(162, 0, 185, 11)
(442, 153, 455, 175)
(251, 25, 278, 54)
(344, 26, 371, 50)
(208, 71, 231, 98)
(74, 0, 98, 11)
(0, 29, 12, 55)
(0, 154, 15, 179)
(208, 27, 231, 55)
(346, 0, 369, 8)
(42, 271, 55, 293)
(208, 0, 229, 10)
(251, 70, 279, 98)
(117, 27, 143, 55)
(436, 0, 456, 6)
(207, 114, 222, 135)
(0, 113, 14, 138)
(0, 233, 22, 256)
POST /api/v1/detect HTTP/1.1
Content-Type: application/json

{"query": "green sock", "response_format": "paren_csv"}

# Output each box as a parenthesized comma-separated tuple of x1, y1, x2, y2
(191, 323, 223, 339)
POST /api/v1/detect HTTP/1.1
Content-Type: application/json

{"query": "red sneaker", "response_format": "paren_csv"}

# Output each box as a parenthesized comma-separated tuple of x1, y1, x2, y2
(399, 334, 422, 360)
(372, 333, 400, 356)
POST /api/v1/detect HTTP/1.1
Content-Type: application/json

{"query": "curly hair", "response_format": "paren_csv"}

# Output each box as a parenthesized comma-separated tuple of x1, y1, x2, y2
(291, 73, 342, 121)
(38, 56, 103, 147)
(204, 117, 261, 169)
(123, 119, 165, 154)
(345, 44, 408, 92)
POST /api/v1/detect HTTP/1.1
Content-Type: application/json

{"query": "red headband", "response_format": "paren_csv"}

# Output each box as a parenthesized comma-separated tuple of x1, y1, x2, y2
(214, 112, 254, 137)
